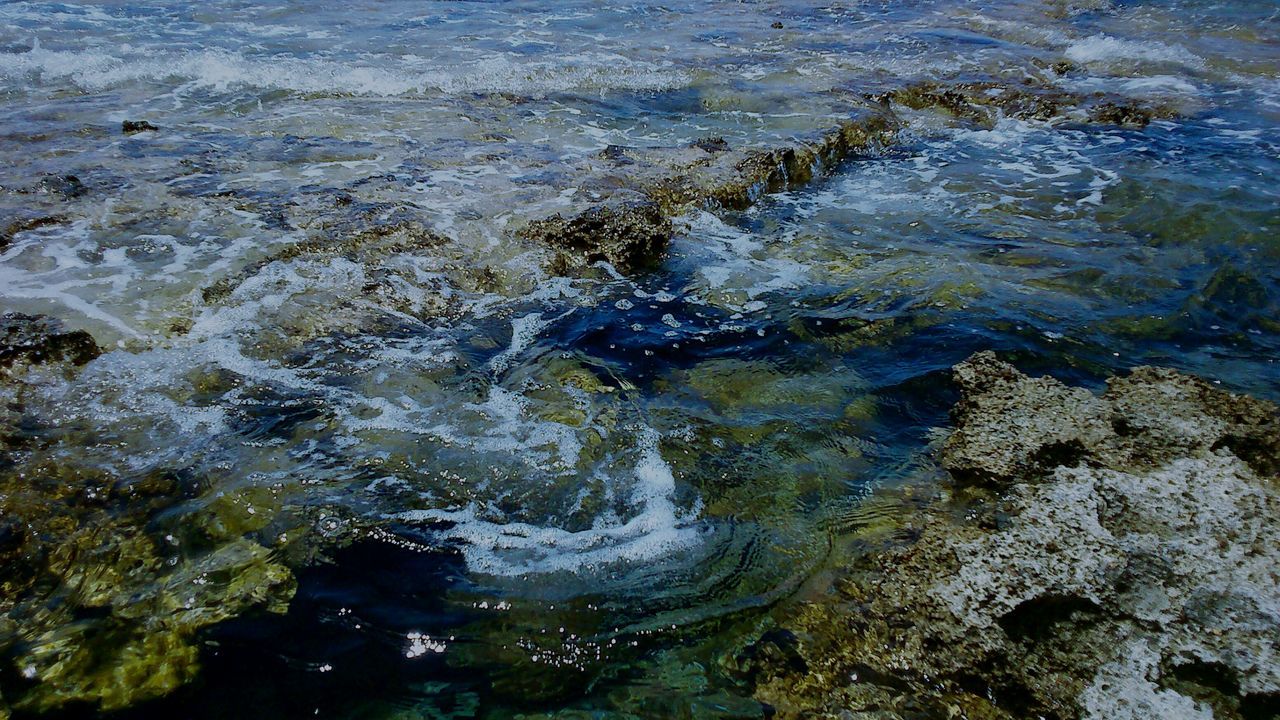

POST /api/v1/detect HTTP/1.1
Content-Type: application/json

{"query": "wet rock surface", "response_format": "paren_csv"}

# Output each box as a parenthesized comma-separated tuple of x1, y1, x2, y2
(880, 81, 1175, 128)
(752, 352, 1280, 719)
(121, 120, 159, 134)
(0, 456, 300, 713)
(0, 313, 101, 370)
(514, 107, 900, 277)
(0, 216, 64, 251)
(516, 78, 1173, 279)
(518, 198, 672, 274)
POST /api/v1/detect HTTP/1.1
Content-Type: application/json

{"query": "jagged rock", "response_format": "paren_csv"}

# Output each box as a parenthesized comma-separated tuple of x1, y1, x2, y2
(518, 198, 672, 274)
(943, 352, 1280, 483)
(881, 81, 1173, 127)
(0, 215, 64, 250)
(519, 109, 900, 276)
(0, 312, 101, 369)
(121, 119, 159, 134)
(753, 352, 1280, 719)
(1089, 102, 1156, 127)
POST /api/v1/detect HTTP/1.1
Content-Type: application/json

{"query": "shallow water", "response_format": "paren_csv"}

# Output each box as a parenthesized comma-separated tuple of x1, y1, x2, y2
(1, 0, 1277, 717)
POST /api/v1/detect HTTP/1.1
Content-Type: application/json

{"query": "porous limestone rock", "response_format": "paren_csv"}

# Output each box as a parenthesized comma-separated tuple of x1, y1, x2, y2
(752, 352, 1280, 720)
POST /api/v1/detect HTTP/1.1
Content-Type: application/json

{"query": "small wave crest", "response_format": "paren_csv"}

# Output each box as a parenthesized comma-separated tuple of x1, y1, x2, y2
(0, 41, 691, 97)
(1065, 34, 1204, 71)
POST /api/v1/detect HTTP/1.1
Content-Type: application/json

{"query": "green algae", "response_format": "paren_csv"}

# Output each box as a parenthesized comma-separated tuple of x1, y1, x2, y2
(0, 437, 297, 712)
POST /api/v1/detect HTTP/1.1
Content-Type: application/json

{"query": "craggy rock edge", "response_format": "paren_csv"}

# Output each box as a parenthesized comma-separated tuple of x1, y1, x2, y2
(750, 351, 1280, 720)
(518, 79, 1174, 276)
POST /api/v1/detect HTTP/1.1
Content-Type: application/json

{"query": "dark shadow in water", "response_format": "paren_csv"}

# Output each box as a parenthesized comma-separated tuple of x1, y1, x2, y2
(71, 528, 483, 720)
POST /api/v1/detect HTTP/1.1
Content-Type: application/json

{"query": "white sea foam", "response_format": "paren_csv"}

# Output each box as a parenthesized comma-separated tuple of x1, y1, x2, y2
(397, 426, 702, 576)
(0, 43, 691, 97)
(488, 312, 551, 373)
(1065, 34, 1204, 71)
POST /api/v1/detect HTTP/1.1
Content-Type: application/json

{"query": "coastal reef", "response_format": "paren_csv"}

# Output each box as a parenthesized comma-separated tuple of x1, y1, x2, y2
(752, 352, 1280, 719)
(514, 76, 1172, 279)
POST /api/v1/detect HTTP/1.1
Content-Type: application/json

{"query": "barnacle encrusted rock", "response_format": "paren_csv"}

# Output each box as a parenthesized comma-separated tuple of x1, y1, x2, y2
(752, 352, 1280, 720)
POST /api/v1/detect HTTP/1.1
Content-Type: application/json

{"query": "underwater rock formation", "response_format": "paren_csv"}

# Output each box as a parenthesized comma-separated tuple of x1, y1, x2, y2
(753, 352, 1280, 719)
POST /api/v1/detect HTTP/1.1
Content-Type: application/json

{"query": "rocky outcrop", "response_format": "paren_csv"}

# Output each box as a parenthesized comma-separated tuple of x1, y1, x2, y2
(943, 352, 1280, 483)
(122, 119, 159, 134)
(752, 352, 1280, 719)
(515, 108, 900, 276)
(518, 78, 1175, 278)
(518, 197, 672, 274)
(881, 81, 1176, 128)
(0, 312, 101, 370)
(0, 215, 64, 251)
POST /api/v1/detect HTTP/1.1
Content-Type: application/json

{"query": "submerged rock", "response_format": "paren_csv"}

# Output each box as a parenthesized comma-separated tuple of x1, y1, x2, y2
(0, 312, 101, 370)
(753, 352, 1280, 719)
(0, 457, 298, 713)
(33, 174, 85, 199)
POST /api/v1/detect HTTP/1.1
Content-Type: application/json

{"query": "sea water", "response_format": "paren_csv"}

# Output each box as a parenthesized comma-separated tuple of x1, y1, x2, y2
(0, 0, 1277, 716)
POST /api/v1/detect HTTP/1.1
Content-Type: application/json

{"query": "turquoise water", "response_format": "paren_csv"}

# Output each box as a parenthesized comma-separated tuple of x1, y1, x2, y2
(0, 0, 1277, 717)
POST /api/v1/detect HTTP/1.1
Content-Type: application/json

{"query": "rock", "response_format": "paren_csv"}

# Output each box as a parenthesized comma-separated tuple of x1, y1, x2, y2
(881, 81, 1173, 127)
(1089, 102, 1155, 127)
(12, 537, 295, 713)
(0, 215, 64, 250)
(753, 352, 1280, 719)
(520, 78, 1168, 278)
(943, 352, 1280, 483)
(0, 312, 101, 369)
(34, 174, 85, 199)
(122, 119, 159, 134)
(518, 198, 672, 274)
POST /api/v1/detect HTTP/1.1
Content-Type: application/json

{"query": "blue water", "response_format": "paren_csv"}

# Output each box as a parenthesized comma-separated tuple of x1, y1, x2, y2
(0, 0, 1277, 717)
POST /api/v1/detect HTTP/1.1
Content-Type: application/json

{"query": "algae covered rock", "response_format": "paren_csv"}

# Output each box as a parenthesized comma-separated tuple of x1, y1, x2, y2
(0, 453, 297, 713)
(11, 537, 295, 713)
(753, 352, 1280, 720)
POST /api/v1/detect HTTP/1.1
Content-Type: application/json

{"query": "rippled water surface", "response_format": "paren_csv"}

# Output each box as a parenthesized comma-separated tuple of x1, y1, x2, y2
(1, 0, 1278, 717)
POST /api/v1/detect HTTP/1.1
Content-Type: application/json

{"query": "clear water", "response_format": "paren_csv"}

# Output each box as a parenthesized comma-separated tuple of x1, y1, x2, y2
(0, 0, 1277, 717)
